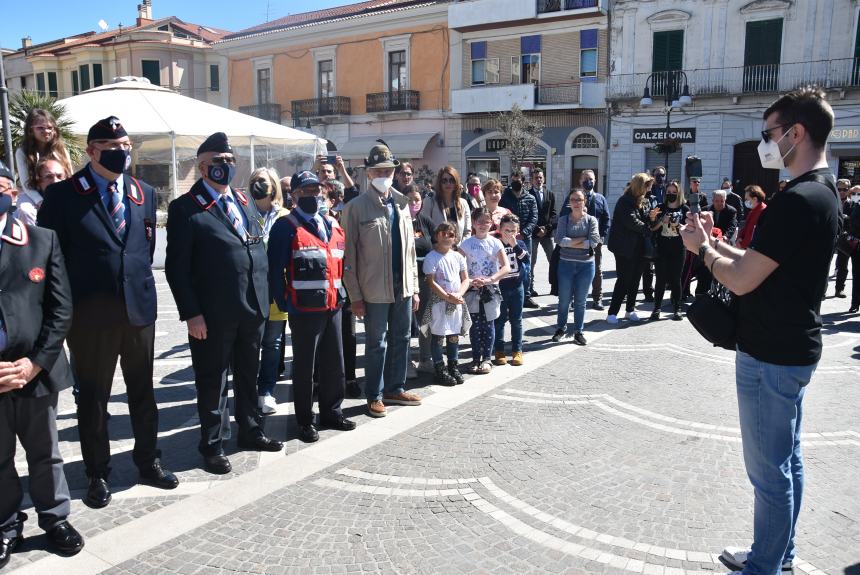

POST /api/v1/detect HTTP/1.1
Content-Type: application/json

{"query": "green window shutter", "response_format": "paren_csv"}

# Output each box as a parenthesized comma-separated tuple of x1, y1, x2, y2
(855, 18, 860, 59)
(652, 30, 683, 72)
(744, 19, 782, 66)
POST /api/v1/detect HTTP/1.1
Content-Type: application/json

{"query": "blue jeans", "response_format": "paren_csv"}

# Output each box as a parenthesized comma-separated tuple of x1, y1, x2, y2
(257, 319, 285, 397)
(364, 295, 412, 401)
(431, 335, 459, 364)
(494, 283, 524, 353)
(556, 259, 595, 334)
(735, 350, 815, 575)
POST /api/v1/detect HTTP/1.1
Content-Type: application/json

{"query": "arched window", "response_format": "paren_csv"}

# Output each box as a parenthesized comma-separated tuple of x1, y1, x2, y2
(573, 133, 599, 149)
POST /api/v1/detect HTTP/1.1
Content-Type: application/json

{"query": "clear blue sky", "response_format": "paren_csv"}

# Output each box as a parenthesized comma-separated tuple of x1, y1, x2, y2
(1, 0, 348, 50)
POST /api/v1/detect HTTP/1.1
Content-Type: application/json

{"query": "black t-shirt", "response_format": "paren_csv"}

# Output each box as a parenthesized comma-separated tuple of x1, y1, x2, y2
(737, 168, 840, 366)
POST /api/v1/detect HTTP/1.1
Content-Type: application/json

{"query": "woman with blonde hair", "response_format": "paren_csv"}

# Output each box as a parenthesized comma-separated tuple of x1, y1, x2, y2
(606, 172, 652, 323)
(15, 108, 74, 225)
(648, 179, 689, 321)
(419, 166, 471, 244)
(248, 167, 288, 415)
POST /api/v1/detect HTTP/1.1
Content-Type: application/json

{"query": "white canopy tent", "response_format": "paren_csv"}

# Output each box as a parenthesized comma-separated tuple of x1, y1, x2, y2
(58, 77, 325, 205)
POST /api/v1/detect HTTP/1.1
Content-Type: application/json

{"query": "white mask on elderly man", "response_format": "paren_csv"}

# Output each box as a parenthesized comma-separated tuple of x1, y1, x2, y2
(372, 176, 394, 194)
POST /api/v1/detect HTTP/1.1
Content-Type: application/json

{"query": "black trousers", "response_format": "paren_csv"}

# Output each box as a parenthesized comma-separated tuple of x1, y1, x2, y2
(288, 309, 346, 426)
(654, 237, 685, 310)
(608, 254, 644, 316)
(641, 259, 654, 297)
(188, 316, 265, 456)
(342, 303, 357, 382)
(591, 244, 604, 302)
(529, 234, 555, 293)
(835, 249, 860, 307)
(0, 393, 71, 535)
(68, 321, 157, 477)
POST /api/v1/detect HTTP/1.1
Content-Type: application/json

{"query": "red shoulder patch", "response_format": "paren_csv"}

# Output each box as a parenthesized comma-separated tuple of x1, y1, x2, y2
(234, 189, 249, 205)
(28, 267, 45, 283)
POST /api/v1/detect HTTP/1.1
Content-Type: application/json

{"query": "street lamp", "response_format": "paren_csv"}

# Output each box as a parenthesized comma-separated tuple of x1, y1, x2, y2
(639, 71, 692, 180)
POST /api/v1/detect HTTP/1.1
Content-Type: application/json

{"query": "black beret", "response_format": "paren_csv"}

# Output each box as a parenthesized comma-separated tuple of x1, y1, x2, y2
(197, 132, 233, 156)
(87, 116, 128, 143)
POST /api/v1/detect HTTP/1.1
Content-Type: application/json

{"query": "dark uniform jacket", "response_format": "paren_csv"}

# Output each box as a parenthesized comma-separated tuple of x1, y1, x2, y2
(529, 186, 557, 236)
(165, 180, 269, 326)
(709, 204, 738, 241)
(37, 165, 157, 328)
(0, 216, 73, 397)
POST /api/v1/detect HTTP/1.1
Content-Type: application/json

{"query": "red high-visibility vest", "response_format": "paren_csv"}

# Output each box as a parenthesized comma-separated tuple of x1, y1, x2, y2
(283, 212, 345, 312)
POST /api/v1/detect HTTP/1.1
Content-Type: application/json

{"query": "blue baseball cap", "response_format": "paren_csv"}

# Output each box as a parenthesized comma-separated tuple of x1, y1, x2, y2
(290, 170, 321, 191)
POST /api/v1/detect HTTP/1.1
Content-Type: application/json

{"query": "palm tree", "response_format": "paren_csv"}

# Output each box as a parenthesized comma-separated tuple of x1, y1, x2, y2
(0, 90, 84, 169)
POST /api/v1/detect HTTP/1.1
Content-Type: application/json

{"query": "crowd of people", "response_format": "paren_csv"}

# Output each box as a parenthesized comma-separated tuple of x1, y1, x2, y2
(0, 86, 853, 575)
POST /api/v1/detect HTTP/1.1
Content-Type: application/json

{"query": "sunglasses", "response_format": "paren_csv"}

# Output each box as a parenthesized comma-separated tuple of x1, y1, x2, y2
(211, 156, 236, 165)
(760, 123, 793, 143)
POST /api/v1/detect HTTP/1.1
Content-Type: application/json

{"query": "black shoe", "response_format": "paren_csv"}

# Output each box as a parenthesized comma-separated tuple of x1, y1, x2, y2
(434, 362, 456, 386)
(592, 301, 605, 311)
(672, 310, 683, 321)
(84, 477, 111, 509)
(345, 379, 362, 398)
(238, 434, 283, 452)
(0, 535, 22, 568)
(529, 289, 538, 297)
(523, 297, 539, 309)
(203, 453, 232, 475)
(139, 460, 179, 490)
(644, 294, 655, 303)
(835, 290, 847, 298)
(850, 306, 859, 314)
(297, 424, 320, 443)
(448, 362, 465, 385)
(551, 329, 566, 342)
(319, 416, 356, 431)
(649, 310, 660, 321)
(572, 332, 587, 346)
(46, 521, 84, 556)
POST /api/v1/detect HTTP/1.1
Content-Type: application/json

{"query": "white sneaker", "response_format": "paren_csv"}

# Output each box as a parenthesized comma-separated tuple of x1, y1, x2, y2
(721, 547, 793, 572)
(258, 395, 278, 415)
(606, 314, 619, 325)
(406, 361, 418, 379)
(626, 311, 641, 322)
(416, 359, 435, 374)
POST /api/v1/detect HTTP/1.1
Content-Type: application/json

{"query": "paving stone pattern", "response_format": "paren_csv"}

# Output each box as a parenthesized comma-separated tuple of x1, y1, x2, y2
(6, 252, 860, 574)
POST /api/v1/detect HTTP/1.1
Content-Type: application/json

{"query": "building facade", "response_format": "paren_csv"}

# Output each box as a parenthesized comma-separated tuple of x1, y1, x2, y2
(607, 0, 860, 206)
(4, 1, 229, 107)
(448, 0, 610, 203)
(217, 0, 451, 186)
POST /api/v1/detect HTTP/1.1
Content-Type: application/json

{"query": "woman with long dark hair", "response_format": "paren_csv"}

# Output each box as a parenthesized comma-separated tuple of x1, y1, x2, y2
(606, 173, 652, 324)
(15, 108, 73, 224)
(419, 166, 471, 244)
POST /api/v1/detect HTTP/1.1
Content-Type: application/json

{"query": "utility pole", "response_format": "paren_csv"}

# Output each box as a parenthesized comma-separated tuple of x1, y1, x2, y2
(0, 47, 14, 175)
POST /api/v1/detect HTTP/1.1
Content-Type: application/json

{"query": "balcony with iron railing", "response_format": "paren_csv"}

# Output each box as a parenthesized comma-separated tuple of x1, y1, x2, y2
(366, 90, 420, 113)
(607, 58, 860, 101)
(290, 96, 351, 125)
(238, 103, 282, 124)
(537, 0, 599, 14)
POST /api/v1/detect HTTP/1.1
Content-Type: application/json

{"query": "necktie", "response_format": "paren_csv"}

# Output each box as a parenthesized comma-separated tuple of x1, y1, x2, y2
(107, 181, 126, 236)
(220, 195, 246, 238)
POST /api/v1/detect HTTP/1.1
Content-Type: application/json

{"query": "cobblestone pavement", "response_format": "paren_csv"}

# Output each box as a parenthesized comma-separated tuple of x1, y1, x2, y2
(6, 252, 859, 575)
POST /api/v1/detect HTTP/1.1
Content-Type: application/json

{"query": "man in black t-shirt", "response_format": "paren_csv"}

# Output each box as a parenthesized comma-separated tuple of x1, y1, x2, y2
(681, 87, 839, 575)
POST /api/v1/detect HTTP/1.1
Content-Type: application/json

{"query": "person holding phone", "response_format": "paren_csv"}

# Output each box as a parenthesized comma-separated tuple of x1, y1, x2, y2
(648, 180, 689, 321)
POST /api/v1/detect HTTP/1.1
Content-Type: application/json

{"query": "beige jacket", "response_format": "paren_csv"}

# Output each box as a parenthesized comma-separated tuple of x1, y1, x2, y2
(342, 186, 418, 304)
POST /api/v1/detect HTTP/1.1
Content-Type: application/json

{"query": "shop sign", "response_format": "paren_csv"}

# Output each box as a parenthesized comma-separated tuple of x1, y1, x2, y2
(830, 126, 860, 142)
(633, 128, 697, 143)
(485, 138, 508, 152)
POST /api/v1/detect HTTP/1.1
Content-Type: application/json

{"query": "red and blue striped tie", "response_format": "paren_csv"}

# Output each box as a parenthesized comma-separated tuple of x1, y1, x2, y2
(107, 181, 126, 237)
(220, 195, 246, 238)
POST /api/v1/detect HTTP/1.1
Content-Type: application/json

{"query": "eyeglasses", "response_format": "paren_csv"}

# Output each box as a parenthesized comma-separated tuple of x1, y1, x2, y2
(93, 140, 132, 151)
(0, 185, 14, 194)
(761, 123, 793, 143)
(211, 156, 236, 165)
(441, 177, 456, 184)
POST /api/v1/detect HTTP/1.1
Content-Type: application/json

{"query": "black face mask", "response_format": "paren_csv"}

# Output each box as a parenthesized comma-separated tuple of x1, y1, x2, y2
(250, 179, 271, 200)
(297, 196, 319, 214)
(207, 163, 235, 186)
(666, 194, 678, 203)
(0, 194, 12, 214)
(98, 148, 130, 174)
(511, 181, 522, 193)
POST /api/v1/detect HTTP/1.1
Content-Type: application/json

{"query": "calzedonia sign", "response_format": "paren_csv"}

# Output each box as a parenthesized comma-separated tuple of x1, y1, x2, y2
(633, 128, 697, 143)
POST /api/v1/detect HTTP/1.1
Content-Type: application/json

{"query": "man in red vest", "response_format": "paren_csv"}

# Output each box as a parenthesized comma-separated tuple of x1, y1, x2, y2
(267, 171, 356, 443)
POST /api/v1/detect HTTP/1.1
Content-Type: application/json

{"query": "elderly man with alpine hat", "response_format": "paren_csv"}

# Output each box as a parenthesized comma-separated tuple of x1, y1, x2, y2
(165, 132, 282, 475)
(341, 142, 421, 418)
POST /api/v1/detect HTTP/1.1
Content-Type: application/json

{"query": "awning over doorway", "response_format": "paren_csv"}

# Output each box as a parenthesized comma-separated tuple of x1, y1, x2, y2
(337, 133, 438, 160)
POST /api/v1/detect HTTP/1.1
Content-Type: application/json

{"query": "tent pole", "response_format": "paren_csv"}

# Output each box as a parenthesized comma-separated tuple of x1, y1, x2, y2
(250, 135, 256, 171)
(170, 132, 178, 200)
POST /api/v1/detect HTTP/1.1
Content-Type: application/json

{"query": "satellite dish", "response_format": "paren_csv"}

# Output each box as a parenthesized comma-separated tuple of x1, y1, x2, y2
(98, 19, 109, 31)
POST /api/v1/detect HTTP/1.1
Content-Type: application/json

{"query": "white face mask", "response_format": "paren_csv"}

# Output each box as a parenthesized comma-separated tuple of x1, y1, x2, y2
(372, 176, 394, 194)
(852, 194, 860, 203)
(744, 199, 753, 209)
(757, 125, 796, 170)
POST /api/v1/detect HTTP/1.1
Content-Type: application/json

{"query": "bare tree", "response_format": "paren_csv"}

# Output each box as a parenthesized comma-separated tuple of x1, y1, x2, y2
(497, 104, 544, 172)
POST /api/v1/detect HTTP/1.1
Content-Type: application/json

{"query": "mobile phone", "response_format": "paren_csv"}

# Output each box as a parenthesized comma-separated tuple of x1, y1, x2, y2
(326, 154, 337, 165)
(689, 193, 701, 213)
